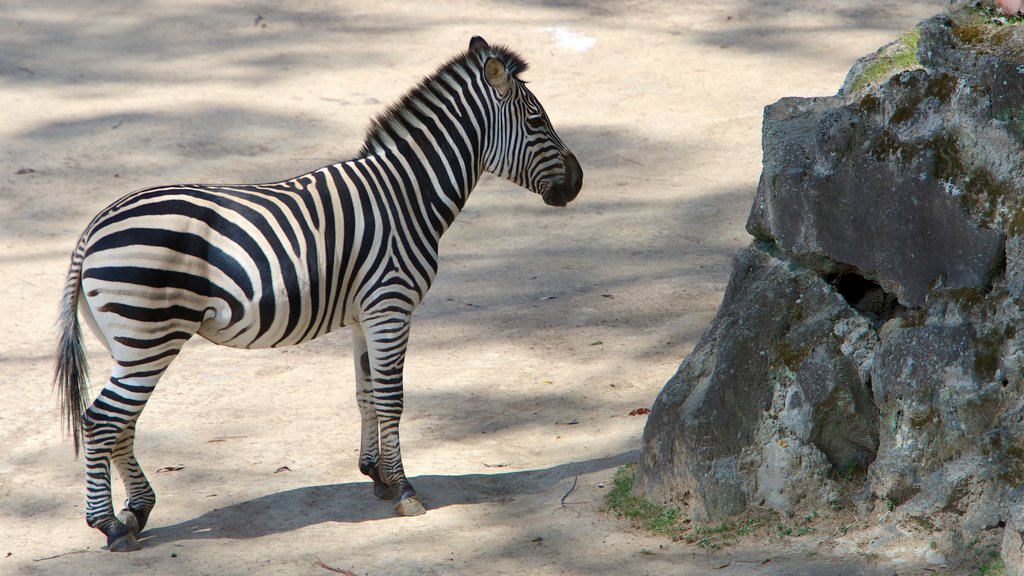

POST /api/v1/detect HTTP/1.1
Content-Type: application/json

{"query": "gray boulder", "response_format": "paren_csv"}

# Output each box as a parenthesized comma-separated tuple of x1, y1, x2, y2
(636, 1, 1024, 569)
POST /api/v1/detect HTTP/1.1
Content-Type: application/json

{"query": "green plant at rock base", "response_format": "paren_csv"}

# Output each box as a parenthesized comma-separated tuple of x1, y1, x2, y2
(604, 465, 825, 550)
(604, 464, 688, 539)
(975, 559, 1007, 576)
(849, 29, 921, 94)
(939, 530, 1006, 575)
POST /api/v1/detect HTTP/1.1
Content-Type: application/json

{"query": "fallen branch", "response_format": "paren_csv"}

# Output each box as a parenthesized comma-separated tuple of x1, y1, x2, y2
(314, 557, 356, 575)
(33, 549, 99, 562)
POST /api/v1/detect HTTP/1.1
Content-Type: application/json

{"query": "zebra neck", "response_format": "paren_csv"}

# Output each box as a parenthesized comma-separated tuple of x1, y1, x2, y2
(364, 135, 483, 234)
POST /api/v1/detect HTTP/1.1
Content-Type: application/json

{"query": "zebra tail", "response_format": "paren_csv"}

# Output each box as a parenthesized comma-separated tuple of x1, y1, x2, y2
(53, 244, 91, 458)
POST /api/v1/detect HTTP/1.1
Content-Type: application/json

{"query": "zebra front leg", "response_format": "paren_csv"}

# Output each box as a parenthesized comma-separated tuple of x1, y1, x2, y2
(361, 314, 425, 516)
(351, 325, 395, 500)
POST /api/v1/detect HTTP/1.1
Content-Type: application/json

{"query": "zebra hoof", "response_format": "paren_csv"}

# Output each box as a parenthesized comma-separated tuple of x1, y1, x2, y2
(394, 496, 426, 516)
(108, 532, 141, 552)
(105, 513, 141, 552)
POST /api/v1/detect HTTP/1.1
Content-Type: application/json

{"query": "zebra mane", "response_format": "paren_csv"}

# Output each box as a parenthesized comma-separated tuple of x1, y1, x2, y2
(358, 43, 529, 158)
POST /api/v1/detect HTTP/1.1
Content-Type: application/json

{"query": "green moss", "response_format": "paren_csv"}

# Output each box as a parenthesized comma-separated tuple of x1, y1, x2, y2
(945, 160, 1021, 233)
(953, 21, 989, 45)
(849, 29, 921, 94)
(776, 340, 811, 372)
(907, 407, 937, 429)
(940, 287, 985, 308)
(1001, 445, 1024, 484)
(868, 130, 963, 179)
(992, 27, 1013, 47)
(951, 4, 1005, 45)
(993, 105, 1024, 148)
(963, 167, 1015, 226)
(974, 350, 1000, 382)
(890, 97, 921, 125)
(909, 515, 936, 531)
(858, 93, 881, 115)
(932, 132, 966, 182)
(948, 2, 1024, 70)
(869, 129, 909, 163)
(925, 73, 958, 103)
(974, 326, 1006, 381)
(900, 308, 927, 328)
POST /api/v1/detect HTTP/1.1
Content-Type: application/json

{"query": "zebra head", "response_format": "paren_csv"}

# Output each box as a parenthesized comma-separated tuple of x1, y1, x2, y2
(471, 36, 583, 207)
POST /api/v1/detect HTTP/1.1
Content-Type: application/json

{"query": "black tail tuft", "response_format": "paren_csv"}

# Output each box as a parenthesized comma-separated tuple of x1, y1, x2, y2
(53, 265, 90, 457)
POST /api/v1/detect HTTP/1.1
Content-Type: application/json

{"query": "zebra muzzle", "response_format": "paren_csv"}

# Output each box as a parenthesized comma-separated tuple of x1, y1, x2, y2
(542, 152, 583, 207)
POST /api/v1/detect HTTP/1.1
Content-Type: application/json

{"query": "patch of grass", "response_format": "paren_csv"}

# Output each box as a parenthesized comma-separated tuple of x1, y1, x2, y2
(849, 29, 921, 94)
(604, 465, 823, 551)
(774, 511, 817, 539)
(604, 464, 688, 539)
(947, 1, 1024, 68)
(974, 558, 1007, 576)
(963, 531, 1007, 576)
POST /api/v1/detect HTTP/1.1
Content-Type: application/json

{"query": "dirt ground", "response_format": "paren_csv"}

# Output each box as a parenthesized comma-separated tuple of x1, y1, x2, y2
(1, 1, 952, 574)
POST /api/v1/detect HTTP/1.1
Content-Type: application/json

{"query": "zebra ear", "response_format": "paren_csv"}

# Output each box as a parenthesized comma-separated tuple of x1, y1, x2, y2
(484, 57, 511, 95)
(469, 36, 489, 52)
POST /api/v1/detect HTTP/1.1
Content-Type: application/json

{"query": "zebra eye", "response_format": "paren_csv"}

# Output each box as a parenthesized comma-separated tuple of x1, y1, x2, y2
(526, 114, 545, 127)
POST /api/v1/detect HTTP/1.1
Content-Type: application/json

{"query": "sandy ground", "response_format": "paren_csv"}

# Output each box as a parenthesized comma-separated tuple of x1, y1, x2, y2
(1, 1, 951, 574)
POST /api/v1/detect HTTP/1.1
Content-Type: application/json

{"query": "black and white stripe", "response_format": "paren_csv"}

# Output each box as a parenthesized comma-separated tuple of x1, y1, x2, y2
(53, 36, 582, 551)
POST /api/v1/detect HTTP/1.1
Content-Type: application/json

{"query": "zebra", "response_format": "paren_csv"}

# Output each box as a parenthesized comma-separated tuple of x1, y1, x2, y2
(53, 36, 582, 552)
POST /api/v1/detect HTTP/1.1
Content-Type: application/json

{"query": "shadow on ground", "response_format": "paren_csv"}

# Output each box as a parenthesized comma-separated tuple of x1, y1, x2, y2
(140, 451, 638, 545)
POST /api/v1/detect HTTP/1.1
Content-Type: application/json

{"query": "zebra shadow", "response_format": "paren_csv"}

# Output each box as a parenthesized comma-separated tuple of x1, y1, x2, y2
(139, 450, 638, 546)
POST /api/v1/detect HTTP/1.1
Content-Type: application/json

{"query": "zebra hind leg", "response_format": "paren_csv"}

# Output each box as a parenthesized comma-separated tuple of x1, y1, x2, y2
(83, 359, 174, 551)
(83, 406, 143, 552)
(112, 421, 156, 534)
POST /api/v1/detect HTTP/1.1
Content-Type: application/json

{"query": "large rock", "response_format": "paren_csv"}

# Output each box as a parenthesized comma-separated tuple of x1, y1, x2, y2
(635, 244, 856, 520)
(636, 1, 1024, 569)
(747, 87, 1005, 307)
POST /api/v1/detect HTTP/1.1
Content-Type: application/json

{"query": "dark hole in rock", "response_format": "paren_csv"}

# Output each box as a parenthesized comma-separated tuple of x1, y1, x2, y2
(827, 271, 906, 327)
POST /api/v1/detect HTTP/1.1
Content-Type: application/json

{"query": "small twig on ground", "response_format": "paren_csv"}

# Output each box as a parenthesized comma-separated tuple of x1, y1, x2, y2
(156, 464, 185, 473)
(313, 556, 356, 575)
(33, 549, 99, 562)
(553, 475, 591, 517)
(716, 558, 773, 569)
(207, 435, 250, 443)
(561, 476, 578, 507)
